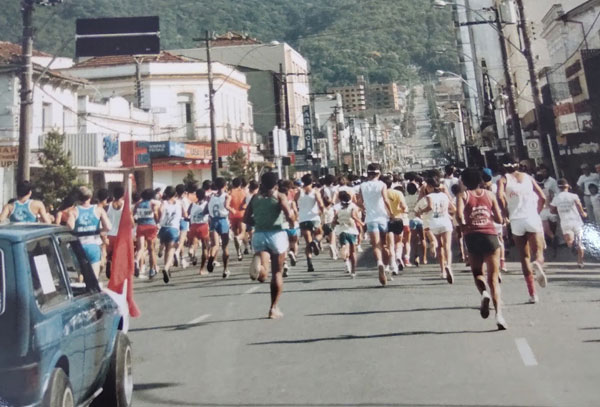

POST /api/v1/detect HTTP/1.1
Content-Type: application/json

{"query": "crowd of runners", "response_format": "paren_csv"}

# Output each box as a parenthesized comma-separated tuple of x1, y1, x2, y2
(1, 154, 597, 326)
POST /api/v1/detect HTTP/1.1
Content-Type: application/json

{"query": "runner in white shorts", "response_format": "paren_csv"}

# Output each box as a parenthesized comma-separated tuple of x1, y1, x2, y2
(550, 179, 587, 268)
(497, 155, 547, 303)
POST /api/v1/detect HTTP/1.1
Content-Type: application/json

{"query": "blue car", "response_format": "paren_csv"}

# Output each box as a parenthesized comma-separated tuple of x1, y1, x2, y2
(0, 225, 132, 407)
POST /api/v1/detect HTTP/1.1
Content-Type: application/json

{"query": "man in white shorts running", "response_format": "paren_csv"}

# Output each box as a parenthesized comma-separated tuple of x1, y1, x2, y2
(551, 179, 587, 268)
(497, 156, 547, 303)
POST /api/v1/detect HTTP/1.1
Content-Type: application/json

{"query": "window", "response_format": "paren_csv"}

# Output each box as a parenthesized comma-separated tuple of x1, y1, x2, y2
(27, 238, 69, 311)
(57, 236, 99, 297)
(42, 102, 52, 131)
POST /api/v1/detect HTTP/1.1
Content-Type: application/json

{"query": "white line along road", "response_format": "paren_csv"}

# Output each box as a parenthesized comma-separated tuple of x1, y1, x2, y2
(187, 314, 211, 325)
(515, 338, 538, 367)
(244, 286, 260, 295)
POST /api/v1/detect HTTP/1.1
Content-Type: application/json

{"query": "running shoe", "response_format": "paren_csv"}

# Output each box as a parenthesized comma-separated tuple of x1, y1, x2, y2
(137, 273, 149, 281)
(378, 263, 387, 286)
(329, 245, 338, 260)
(391, 263, 399, 276)
(357, 245, 363, 253)
(403, 256, 410, 267)
(311, 240, 321, 256)
(533, 261, 547, 288)
(244, 247, 250, 255)
(445, 266, 454, 284)
(134, 261, 139, 277)
(181, 257, 189, 269)
(500, 259, 507, 273)
(397, 257, 405, 272)
(249, 256, 261, 281)
(480, 291, 491, 319)
(578, 262, 585, 269)
(496, 313, 507, 330)
(207, 257, 215, 273)
(149, 268, 157, 280)
(162, 269, 170, 284)
(345, 259, 352, 274)
(173, 253, 179, 268)
(238, 252, 243, 262)
(307, 258, 315, 272)
(191, 255, 198, 266)
(414, 258, 420, 267)
(283, 263, 289, 278)
(223, 269, 230, 279)
(529, 294, 539, 304)
(288, 251, 297, 266)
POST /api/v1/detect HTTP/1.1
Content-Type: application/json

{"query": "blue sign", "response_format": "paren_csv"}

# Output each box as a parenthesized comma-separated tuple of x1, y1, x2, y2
(103, 135, 119, 162)
(147, 141, 186, 158)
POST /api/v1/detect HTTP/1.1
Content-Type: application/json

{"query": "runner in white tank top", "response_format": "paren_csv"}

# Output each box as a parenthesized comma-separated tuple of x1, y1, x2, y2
(550, 179, 587, 268)
(358, 163, 393, 286)
(333, 190, 363, 277)
(158, 187, 183, 283)
(415, 177, 455, 284)
(296, 174, 324, 272)
(498, 158, 547, 303)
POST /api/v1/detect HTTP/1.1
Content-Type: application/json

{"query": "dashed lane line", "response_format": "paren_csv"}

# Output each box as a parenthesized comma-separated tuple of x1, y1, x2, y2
(186, 314, 211, 325)
(515, 338, 538, 367)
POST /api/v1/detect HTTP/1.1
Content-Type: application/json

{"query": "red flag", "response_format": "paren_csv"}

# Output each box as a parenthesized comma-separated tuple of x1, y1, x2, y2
(108, 184, 141, 318)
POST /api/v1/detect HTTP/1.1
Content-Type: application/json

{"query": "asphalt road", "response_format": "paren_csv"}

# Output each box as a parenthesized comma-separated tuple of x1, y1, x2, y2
(127, 245, 600, 407)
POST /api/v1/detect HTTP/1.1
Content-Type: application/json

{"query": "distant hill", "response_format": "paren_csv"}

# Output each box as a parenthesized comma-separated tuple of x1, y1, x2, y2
(0, 0, 458, 90)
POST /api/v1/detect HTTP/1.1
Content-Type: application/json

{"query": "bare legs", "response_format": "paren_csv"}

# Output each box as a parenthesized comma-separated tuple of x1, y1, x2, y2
(269, 252, 286, 319)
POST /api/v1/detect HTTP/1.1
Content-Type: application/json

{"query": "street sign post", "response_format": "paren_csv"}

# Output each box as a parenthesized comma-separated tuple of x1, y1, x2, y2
(526, 138, 542, 159)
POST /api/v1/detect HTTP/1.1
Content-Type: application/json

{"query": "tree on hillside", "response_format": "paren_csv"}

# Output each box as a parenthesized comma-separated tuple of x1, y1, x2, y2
(33, 131, 83, 210)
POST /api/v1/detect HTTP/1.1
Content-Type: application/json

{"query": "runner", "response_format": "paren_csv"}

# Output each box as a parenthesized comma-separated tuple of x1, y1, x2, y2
(497, 155, 547, 303)
(589, 183, 600, 224)
(321, 174, 338, 260)
(188, 188, 211, 275)
(405, 181, 424, 267)
(229, 177, 248, 261)
(456, 168, 506, 330)
(158, 186, 184, 283)
(134, 188, 160, 280)
(550, 179, 587, 268)
(244, 172, 295, 319)
(207, 177, 233, 278)
(67, 186, 111, 278)
(536, 165, 560, 256)
(278, 180, 299, 277)
(415, 177, 455, 284)
(0, 180, 52, 224)
(358, 163, 393, 286)
(174, 184, 190, 269)
(245, 180, 259, 253)
(333, 190, 363, 278)
(482, 169, 507, 274)
(105, 186, 127, 278)
(296, 174, 325, 273)
(382, 175, 407, 274)
(577, 163, 599, 223)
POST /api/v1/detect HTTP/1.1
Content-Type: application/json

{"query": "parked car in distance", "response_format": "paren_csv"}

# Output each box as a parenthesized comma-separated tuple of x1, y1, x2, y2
(0, 224, 132, 407)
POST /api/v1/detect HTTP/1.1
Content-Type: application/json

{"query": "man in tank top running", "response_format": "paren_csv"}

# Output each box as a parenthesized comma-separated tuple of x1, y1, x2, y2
(157, 186, 186, 283)
(67, 187, 112, 279)
(229, 177, 248, 262)
(497, 155, 547, 304)
(550, 179, 587, 268)
(207, 177, 233, 278)
(0, 180, 52, 224)
(134, 188, 161, 279)
(296, 174, 325, 272)
(457, 168, 506, 330)
(244, 172, 295, 319)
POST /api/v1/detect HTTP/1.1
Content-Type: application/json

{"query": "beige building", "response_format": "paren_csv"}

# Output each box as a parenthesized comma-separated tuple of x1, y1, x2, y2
(367, 82, 401, 111)
(328, 83, 367, 113)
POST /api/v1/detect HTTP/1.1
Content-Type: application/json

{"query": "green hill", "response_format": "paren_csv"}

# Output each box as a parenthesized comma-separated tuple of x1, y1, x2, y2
(0, 0, 458, 90)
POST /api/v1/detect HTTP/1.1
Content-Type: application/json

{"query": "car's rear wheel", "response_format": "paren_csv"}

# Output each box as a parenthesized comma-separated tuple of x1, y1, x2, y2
(42, 368, 74, 407)
(92, 332, 133, 407)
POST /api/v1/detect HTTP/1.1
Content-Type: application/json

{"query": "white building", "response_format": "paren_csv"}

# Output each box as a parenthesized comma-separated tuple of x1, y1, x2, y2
(64, 52, 259, 184)
(313, 93, 350, 168)
(172, 36, 310, 152)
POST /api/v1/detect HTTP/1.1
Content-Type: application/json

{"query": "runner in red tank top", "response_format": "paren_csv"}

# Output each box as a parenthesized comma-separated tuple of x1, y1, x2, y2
(457, 168, 507, 330)
(229, 177, 248, 261)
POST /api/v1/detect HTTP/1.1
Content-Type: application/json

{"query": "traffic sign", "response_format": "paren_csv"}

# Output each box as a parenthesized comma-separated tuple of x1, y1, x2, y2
(526, 138, 542, 159)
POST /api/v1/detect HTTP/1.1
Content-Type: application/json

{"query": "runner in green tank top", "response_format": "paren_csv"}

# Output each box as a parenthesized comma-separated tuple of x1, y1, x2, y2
(244, 172, 295, 319)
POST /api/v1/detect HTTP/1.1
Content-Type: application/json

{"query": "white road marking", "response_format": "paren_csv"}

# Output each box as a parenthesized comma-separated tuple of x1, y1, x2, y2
(515, 338, 538, 367)
(187, 314, 211, 325)
(244, 286, 259, 294)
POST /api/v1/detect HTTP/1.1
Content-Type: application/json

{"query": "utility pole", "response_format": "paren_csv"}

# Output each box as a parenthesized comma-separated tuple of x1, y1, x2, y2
(494, 6, 526, 160)
(516, 0, 550, 167)
(205, 31, 218, 181)
(134, 57, 143, 108)
(18, 0, 34, 183)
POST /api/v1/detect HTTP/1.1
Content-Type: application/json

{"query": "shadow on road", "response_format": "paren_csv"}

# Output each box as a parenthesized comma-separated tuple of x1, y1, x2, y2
(305, 306, 475, 317)
(134, 382, 180, 391)
(249, 329, 497, 345)
(130, 317, 265, 333)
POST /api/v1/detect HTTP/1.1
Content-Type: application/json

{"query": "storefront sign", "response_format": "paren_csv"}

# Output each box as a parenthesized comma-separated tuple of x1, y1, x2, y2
(102, 135, 120, 162)
(0, 146, 18, 167)
(302, 105, 313, 154)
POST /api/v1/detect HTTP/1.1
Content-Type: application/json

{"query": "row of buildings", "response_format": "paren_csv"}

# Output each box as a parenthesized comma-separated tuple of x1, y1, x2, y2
(436, 0, 600, 177)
